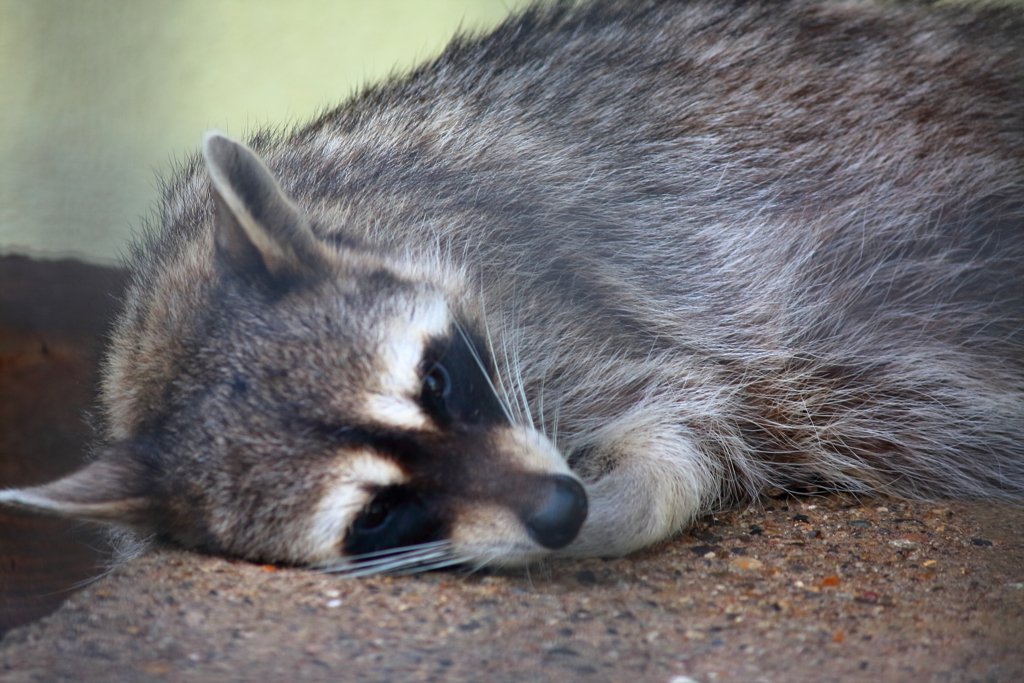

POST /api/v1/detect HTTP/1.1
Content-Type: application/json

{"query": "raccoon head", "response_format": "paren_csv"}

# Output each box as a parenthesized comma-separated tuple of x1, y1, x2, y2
(0, 133, 587, 572)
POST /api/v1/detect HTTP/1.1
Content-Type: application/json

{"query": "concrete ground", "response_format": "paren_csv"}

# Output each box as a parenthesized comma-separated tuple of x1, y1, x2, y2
(1, 256, 1022, 682)
(2, 499, 1022, 683)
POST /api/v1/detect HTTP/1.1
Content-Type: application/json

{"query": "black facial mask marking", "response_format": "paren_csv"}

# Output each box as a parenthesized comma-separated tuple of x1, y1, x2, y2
(419, 326, 507, 429)
(343, 485, 446, 556)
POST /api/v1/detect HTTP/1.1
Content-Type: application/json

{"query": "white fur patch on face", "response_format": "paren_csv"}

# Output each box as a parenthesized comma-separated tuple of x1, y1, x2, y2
(448, 504, 551, 568)
(362, 394, 430, 431)
(302, 449, 408, 563)
(493, 426, 572, 475)
(362, 293, 452, 430)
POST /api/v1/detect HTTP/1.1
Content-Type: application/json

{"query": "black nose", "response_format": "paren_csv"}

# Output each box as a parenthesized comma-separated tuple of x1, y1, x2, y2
(522, 474, 588, 549)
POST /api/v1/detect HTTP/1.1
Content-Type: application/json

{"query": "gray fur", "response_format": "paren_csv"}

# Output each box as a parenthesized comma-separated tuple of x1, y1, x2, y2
(2, 0, 1022, 570)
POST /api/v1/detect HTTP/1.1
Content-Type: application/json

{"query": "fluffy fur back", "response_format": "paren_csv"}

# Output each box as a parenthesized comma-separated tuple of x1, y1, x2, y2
(2, 0, 1022, 569)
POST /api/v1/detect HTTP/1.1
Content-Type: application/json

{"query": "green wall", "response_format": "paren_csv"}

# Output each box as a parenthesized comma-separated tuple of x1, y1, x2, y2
(0, 0, 519, 264)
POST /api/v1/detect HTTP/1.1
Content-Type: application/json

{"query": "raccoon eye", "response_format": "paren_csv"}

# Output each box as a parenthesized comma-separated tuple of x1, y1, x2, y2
(354, 496, 392, 533)
(420, 363, 451, 420)
(345, 486, 443, 557)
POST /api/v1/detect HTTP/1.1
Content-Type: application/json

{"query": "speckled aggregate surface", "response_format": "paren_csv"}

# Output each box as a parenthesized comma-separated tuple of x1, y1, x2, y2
(2, 496, 1021, 683)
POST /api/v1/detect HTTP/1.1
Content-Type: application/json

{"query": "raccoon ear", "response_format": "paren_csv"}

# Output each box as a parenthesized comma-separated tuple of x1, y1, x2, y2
(0, 442, 156, 526)
(202, 131, 329, 289)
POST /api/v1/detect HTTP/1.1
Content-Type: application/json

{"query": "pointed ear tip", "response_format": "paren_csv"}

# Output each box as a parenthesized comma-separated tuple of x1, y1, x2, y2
(0, 486, 57, 512)
(0, 482, 149, 522)
(202, 129, 228, 145)
(202, 130, 237, 162)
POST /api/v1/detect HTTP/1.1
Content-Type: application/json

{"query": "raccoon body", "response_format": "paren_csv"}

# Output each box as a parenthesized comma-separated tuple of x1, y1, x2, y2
(2, 0, 1023, 572)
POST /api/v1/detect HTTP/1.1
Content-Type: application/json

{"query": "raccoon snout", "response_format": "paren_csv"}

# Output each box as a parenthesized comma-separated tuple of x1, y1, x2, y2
(520, 475, 588, 549)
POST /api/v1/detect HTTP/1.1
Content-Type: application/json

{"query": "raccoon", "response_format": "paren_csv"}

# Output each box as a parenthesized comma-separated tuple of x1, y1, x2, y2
(2, 0, 1023, 574)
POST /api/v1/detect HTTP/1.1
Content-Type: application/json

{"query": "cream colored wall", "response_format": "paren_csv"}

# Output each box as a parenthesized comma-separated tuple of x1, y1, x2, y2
(0, 0, 518, 264)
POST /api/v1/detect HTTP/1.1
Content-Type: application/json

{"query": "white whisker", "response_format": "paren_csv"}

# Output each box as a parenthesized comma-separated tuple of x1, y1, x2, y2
(456, 323, 514, 426)
(473, 291, 518, 426)
(512, 339, 535, 430)
(316, 540, 466, 576)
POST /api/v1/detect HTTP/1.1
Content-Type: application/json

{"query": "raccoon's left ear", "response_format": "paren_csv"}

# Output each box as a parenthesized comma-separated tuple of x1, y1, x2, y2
(0, 442, 157, 527)
(203, 131, 331, 290)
